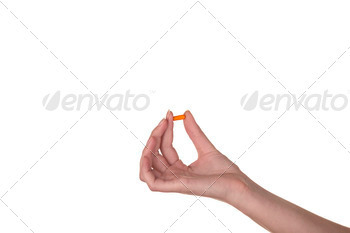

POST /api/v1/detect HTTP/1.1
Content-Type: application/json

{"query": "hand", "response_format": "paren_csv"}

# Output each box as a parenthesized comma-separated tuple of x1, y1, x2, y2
(140, 111, 249, 204)
(140, 111, 350, 233)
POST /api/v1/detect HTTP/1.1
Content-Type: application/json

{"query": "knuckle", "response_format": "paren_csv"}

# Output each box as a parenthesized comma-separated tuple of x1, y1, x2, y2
(148, 182, 157, 191)
(139, 173, 144, 182)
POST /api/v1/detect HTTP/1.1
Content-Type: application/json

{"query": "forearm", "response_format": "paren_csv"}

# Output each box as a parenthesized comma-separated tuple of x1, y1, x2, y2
(227, 175, 350, 233)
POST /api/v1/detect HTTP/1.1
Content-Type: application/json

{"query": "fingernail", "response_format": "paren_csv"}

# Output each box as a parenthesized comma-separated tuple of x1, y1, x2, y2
(166, 110, 170, 119)
(183, 110, 189, 117)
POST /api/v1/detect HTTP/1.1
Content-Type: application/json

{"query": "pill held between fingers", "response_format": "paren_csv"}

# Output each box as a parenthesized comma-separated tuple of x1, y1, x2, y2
(173, 115, 186, 121)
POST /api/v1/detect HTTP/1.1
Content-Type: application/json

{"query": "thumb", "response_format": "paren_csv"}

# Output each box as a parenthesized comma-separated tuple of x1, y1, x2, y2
(183, 110, 216, 155)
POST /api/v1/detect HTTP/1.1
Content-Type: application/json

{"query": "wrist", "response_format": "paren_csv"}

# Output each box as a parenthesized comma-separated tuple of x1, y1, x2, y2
(223, 172, 259, 209)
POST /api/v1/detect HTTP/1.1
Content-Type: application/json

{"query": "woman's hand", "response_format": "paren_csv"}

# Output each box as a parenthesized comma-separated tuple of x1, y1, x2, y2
(140, 111, 350, 233)
(139, 111, 249, 204)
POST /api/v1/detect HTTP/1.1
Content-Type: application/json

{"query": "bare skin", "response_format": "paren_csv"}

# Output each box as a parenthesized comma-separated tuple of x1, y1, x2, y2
(140, 110, 350, 233)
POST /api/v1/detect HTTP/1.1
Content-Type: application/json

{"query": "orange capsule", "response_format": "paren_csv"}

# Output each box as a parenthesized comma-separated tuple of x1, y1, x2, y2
(173, 115, 186, 121)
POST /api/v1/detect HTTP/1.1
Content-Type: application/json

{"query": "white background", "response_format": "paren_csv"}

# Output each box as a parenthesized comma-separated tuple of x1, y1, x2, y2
(1, 0, 350, 232)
